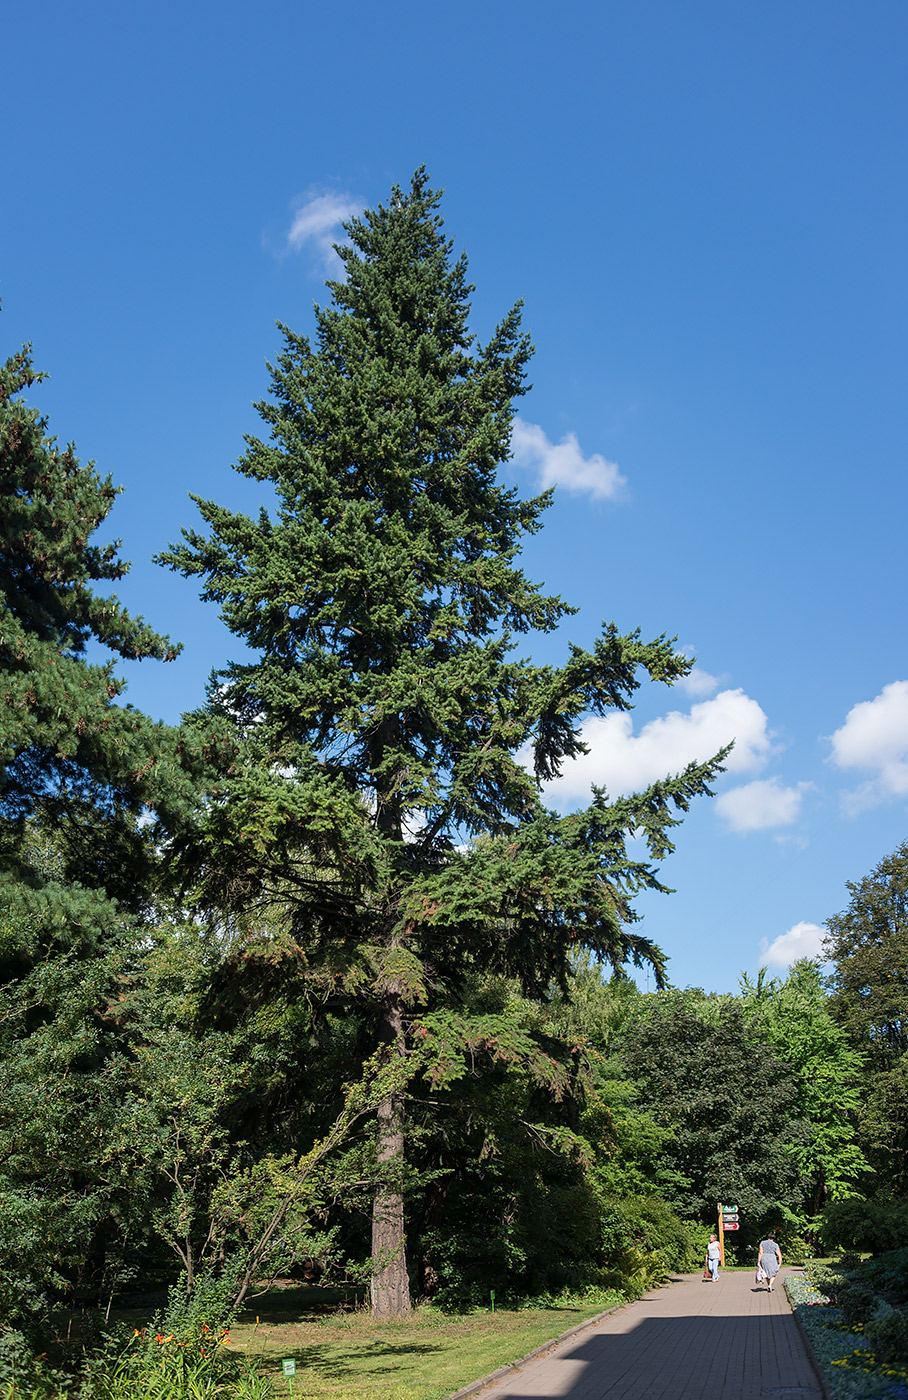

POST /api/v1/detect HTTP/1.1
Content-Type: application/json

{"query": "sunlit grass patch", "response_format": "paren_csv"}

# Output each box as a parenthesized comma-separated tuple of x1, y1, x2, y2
(232, 1299, 615, 1400)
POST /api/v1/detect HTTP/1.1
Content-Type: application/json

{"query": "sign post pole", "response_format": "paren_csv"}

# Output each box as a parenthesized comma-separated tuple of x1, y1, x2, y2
(718, 1202, 725, 1267)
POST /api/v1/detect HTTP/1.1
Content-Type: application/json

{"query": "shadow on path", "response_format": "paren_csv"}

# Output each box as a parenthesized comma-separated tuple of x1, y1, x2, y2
(484, 1305, 821, 1400)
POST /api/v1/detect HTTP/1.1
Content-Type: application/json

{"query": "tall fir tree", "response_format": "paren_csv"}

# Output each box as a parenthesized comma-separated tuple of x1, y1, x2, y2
(160, 170, 725, 1316)
(0, 329, 201, 1324)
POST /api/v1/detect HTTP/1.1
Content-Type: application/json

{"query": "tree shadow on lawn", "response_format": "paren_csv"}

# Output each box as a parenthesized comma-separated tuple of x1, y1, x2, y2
(267, 1340, 445, 1379)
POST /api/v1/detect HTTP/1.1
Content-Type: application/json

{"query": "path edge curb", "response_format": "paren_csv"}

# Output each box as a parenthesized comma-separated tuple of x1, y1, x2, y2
(783, 1278, 836, 1400)
(440, 1298, 631, 1400)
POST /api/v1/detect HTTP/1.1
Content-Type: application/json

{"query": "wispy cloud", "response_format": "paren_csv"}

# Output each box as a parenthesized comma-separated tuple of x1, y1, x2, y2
(759, 920, 827, 969)
(510, 419, 627, 501)
(829, 679, 908, 811)
(285, 189, 363, 271)
(715, 778, 807, 833)
(539, 687, 774, 806)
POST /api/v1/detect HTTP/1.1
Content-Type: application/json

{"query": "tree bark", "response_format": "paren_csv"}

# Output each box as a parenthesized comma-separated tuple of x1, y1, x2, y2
(370, 997, 412, 1318)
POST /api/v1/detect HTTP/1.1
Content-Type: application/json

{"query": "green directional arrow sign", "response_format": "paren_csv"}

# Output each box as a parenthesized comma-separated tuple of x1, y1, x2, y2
(722, 1205, 738, 1214)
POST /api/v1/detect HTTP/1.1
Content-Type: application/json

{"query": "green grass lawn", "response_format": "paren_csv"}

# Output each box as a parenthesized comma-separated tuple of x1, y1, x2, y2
(228, 1290, 618, 1400)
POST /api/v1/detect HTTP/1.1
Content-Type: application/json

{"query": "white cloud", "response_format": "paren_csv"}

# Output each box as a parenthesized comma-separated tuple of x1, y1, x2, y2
(759, 920, 828, 969)
(542, 688, 773, 805)
(715, 778, 806, 833)
(678, 666, 722, 698)
(286, 190, 363, 270)
(510, 419, 626, 501)
(829, 680, 908, 809)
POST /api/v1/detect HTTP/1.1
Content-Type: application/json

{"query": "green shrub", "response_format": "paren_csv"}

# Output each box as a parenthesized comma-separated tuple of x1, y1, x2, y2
(862, 1248, 908, 1304)
(837, 1282, 877, 1326)
(822, 1199, 908, 1254)
(805, 1263, 845, 1301)
(0, 1330, 61, 1398)
(780, 1235, 811, 1266)
(865, 1310, 908, 1365)
(601, 1243, 666, 1298)
(78, 1272, 273, 1400)
(599, 1195, 705, 1276)
(80, 1339, 274, 1399)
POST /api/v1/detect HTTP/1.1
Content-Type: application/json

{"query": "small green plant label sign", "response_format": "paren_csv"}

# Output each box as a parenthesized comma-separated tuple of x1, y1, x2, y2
(282, 1359, 297, 1377)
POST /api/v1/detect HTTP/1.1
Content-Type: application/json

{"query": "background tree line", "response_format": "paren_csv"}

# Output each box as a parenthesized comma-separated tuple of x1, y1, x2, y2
(1, 174, 906, 1368)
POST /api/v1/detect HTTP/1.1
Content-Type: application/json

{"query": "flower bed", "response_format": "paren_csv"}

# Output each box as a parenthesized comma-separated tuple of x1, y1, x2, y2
(786, 1274, 908, 1400)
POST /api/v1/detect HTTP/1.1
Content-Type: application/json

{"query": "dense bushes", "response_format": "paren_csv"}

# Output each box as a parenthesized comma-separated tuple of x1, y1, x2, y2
(600, 1196, 705, 1275)
(866, 1310, 908, 1365)
(862, 1248, 908, 1304)
(801, 1252, 908, 1369)
(822, 1200, 908, 1254)
(837, 1282, 877, 1326)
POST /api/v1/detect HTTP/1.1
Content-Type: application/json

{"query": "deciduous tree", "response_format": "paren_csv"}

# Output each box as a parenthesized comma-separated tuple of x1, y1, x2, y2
(621, 995, 809, 1231)
(825, 842, 908, 1196)
(740, 960, 868, 1213)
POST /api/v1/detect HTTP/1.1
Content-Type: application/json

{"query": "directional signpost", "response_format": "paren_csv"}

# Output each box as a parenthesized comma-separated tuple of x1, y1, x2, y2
(718, 1204, 740, 1262)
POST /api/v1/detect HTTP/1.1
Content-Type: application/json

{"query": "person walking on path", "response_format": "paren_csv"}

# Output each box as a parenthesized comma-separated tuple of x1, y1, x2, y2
(758, 1231, 782, 1292)
(706, 1233, 721, 1282)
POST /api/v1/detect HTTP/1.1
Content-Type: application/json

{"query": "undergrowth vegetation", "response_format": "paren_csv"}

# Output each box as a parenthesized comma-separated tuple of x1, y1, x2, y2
(786, 1255, 908, 1400)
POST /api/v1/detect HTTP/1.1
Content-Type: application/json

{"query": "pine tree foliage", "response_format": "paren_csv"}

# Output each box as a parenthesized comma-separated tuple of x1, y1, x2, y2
(162, 171, 723, 983)
(160, 170, 727, 1313)
(0, 337, 198, 920)
(0, 329, 207, 1330)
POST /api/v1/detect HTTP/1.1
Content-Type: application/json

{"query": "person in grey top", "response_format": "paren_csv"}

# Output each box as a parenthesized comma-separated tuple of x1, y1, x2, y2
(758, 1232, 782, 1292)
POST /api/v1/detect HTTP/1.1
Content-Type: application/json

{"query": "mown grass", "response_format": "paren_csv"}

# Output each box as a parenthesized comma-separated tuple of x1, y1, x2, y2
(229, 1290, 618, 1400)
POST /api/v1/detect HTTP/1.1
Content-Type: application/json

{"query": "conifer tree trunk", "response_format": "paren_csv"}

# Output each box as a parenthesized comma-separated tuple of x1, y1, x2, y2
(370, 997, 412, 1318)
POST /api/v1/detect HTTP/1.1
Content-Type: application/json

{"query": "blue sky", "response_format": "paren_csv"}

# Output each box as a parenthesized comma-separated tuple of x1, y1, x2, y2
(4, 0, 907, 991)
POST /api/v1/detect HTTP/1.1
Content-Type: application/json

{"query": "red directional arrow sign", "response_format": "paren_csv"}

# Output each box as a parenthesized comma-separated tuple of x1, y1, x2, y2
(722, 1222, 740, 1230)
